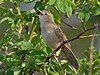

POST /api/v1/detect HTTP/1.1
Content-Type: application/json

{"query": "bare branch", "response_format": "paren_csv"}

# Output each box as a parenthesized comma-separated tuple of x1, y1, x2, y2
(80, 19, 87, 31)
(80, 34, 100, 39)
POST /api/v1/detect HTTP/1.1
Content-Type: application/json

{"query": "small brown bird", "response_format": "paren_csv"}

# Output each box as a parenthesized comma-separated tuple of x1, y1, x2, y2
(38, 10, 79, 69)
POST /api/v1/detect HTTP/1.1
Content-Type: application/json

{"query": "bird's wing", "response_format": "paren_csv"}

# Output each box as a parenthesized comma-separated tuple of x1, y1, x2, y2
(54, 27, 66, 41)
(54, 27, 71, 47)
(54, 27, 79, 69)
(59, 45, 79, 69)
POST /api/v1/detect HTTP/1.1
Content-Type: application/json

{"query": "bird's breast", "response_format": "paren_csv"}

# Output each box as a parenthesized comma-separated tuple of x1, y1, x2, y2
(41, 29, 60, 49)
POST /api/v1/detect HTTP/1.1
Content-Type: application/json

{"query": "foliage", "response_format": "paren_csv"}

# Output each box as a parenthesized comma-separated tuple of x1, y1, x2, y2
(0, 0, 100, 75)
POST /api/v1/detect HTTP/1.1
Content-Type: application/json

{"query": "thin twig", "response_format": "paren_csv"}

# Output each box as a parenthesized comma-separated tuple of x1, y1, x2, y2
(28, 18, 37, 42)
(80, 19, 87, 31)
(80, 34, 100, 39)
(14, 3, 24, 39)
(88, 24, 98, 75)
(46, 24, 100, 61)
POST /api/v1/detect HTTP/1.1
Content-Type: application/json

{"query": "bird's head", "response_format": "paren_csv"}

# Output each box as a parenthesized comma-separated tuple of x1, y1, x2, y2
(38, 10, 54, 23)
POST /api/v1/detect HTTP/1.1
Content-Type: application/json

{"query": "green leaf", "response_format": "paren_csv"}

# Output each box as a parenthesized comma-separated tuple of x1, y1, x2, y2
(66, 5, 72, 17)
(78, 12, 85, 20)
(20, 41, 33, 50)
(84, 13, 90, 21)
(0, 0, 4, 4)
(30, 50, 46, 56)
(46, 47, 52, 54)
(56, 0, 72, 17)
(61, 60, 67, 65)
(91, 5, 100, 15)
(0, 17, 14, 24)
(95, 8, 100, 15)
(56, 0, 65, 12)
(6, 69, 14, 75)
(78, 12, 90, 21)
(93, 67, 100, 74)
(35, 2, 45, 10)
(48, 71, 59, 75)
(22, 63, 26, 67)
(48, 0, 56, 5)
(14, 71, 20, 75)
(66, 0, 75, 6)
(23, 0, 30, 2)
(0, 54, 4, 61)
(35, 59, 43, 65)
(0, 34, 12, 46)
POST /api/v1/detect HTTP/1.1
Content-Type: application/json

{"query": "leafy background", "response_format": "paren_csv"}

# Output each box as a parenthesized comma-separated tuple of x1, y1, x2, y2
(0, 0, 100, 75)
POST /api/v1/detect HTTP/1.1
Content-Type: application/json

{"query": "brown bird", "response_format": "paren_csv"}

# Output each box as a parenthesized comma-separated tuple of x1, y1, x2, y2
(38, 10, 79, 69)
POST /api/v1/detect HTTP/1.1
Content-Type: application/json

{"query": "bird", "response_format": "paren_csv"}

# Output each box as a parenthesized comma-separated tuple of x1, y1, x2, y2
(38, 9, 79, 70)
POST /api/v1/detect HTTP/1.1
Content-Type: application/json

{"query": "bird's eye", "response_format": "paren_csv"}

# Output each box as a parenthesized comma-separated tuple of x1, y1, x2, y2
(45, 13, 47, 15)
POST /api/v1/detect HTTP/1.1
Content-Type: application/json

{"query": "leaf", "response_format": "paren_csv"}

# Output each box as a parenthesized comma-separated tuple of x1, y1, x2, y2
(0, 0, 4, 4)
(30, 50, 46, 56)
(14, 71, 20, 75)
(20, 41, 33, 50)
(56, 0, 65, 12)
(66, 0, 75, 6)
(78, 12, 85, 20)
(35, 2, 45, 10)
(78, 12, 90, 21)
(0, 17, 14, 24)
(22, 63, 26, 67)
(46, 47, 52, 54)
(23, 0, 30, 2)
(95, 8, 100, 15)
(66, 5, 72, 17)
(0, 34, 12, 46)
(0, 54, 4, 61)
(5, 69, 14, 75)
(84, 13, 90, 21)
(48, 0, 56, 5)
(56, 0, 72, 17)
(35, 59, 44, 65)
(61, 60, 67, 65)
(48, 71, 59, 75)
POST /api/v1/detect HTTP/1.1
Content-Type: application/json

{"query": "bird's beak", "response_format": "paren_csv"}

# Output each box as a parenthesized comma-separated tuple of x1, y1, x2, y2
(37, 9, 44, 15)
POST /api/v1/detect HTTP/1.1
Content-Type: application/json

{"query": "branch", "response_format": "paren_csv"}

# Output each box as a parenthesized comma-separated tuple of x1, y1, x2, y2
(46, 24, 100, 61)
(80, 19, 87, 31)
(88, 24, 98, 75)
(79, 34, 100, 39)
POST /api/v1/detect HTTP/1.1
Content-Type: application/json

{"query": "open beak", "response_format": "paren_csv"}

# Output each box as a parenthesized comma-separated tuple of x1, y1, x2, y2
(37, 9, 44, 15)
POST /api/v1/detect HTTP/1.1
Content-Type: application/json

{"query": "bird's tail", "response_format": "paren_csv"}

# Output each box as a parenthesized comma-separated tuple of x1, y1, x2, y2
(58, 45, 79, 70)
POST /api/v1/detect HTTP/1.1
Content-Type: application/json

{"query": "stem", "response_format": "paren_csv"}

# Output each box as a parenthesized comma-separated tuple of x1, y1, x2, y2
(88, 38, 94, 75)
(28, 17, 37, 42)
(88, 24, 98, 75)
(80, 34, 100, 39)
(14, 3, 24, 39)
(18, 24, 23, 39)
(81, 19, 86, 31)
